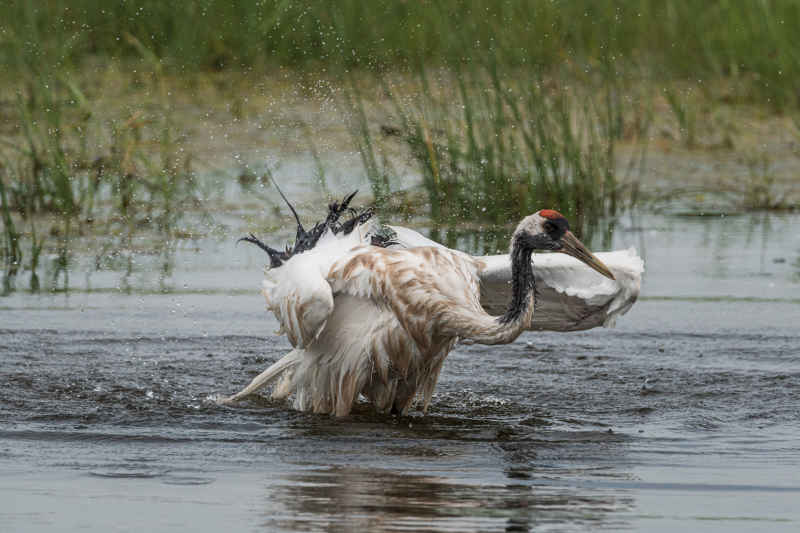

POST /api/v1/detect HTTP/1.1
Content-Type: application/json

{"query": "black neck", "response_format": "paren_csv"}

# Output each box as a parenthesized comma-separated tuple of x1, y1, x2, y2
(499, 235, 535, 324)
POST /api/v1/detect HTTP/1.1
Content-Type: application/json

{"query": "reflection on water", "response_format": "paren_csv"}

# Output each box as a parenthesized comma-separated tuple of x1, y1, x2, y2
(2, 232, 180, 296)
(255, 402, 636, 532)
(265, 465, 632, 532)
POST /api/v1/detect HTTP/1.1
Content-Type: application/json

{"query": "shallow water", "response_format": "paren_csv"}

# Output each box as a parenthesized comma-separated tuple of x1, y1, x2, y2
(2, 212, 799, 532)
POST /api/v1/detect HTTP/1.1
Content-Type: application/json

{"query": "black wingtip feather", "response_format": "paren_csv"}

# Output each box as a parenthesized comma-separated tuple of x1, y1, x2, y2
(271, 178, 305, 241)
(239, 190, 392, 268)
(237, 233, 286, 268)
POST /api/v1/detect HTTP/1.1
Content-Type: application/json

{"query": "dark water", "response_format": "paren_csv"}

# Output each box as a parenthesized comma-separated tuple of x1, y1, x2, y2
(2, 213, 799, 532)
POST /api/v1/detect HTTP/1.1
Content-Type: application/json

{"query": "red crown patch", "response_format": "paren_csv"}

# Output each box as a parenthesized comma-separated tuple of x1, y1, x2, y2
(539, 209, 564, 220)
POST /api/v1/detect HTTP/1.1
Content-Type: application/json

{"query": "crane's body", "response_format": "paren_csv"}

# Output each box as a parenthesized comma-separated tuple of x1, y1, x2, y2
(223, 193, 643, 416)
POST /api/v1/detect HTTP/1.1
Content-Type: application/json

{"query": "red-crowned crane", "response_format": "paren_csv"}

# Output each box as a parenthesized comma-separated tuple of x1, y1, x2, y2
(221, 191, 643, 416)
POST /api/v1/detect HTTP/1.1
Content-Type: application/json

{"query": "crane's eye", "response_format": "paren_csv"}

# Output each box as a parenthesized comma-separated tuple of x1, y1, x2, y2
(542, 217, 569, 240)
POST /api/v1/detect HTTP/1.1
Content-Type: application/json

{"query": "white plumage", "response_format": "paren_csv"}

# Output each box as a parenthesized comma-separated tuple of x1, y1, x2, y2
(390, 225, 643, 331)
(222, 194, 643, 416)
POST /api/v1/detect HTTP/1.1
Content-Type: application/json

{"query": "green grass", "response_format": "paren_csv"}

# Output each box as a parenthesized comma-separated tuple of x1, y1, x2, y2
(342, 78, 393, 208)
(0, 171, 22, 293)
(2, 1, 800, 109)
(346, 60, 648, 243)
(0, 38, 200, 293)
(664, 88, 698, 149)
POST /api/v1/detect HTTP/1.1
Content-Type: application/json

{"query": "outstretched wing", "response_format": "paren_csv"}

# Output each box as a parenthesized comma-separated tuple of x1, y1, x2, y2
(388, 224, 644, 331)
(478, 249, 643, 331)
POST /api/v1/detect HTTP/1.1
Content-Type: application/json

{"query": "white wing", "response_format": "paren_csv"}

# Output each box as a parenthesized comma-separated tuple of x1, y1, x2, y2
(389, 225, 644, 331)
(262, 256, 333, 348)
(478, 249, 643, 331)
(261, 226, 370, 348)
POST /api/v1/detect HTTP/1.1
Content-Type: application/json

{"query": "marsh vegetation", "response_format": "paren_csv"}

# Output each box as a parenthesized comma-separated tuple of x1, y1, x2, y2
(1, 1, 798, 291)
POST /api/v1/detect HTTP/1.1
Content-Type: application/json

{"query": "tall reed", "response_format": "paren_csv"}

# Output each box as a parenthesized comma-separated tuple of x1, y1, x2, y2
(0, 39, 200, 292)
(342, 78, 393, 208)
(0, 170, 22, 293)
(370, 61, 647, 242)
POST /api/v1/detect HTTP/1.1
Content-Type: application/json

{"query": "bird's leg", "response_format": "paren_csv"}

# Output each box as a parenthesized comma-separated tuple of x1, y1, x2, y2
(218, 366, 276, 405)
(219, 350, 301, 406)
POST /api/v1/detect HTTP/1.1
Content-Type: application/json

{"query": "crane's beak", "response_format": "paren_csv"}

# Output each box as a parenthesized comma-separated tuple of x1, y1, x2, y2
(559, 231, 616, 280)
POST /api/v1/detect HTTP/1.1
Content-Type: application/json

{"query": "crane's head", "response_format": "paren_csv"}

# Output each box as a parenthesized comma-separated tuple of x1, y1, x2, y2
(513, 209, 616, 280)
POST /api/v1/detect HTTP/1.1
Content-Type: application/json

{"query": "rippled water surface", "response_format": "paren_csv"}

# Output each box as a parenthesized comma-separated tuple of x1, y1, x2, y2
(2, 213, 799, 532)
